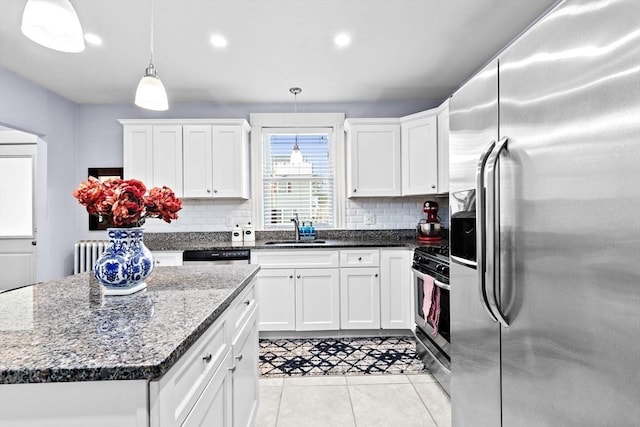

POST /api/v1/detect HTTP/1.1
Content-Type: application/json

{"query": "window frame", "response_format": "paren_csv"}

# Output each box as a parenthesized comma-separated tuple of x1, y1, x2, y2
(250, 113, 346, 230)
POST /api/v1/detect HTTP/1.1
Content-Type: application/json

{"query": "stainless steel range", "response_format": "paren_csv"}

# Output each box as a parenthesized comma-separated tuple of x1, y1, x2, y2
(412, 244, 450, 395)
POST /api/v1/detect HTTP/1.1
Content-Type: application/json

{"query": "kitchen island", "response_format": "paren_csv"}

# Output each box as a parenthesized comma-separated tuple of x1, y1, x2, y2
(0, 264, 260, 427)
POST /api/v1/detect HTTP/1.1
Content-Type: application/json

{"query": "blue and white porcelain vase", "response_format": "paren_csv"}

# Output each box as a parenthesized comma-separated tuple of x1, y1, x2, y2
(93, 227, 154, 296)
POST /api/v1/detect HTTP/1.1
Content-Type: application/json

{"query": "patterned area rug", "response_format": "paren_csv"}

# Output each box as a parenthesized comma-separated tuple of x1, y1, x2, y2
(259, 336, 428, 377)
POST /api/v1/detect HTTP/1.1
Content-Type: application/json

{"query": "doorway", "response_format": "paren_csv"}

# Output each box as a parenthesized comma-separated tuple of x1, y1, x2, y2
(0, 138, 37, 291)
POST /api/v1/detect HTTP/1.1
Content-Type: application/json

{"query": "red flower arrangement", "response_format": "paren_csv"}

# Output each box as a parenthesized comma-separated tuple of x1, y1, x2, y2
(73, 177, 182, 227)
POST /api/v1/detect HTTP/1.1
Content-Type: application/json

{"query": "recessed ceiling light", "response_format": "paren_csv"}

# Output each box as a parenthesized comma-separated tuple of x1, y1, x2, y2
(84, 33, 103, 46)
(334, 33, 351, 47)
(210, 34, 228, 48)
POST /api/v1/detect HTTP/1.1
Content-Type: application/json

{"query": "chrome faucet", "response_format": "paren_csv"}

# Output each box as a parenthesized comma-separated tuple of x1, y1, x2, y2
(291, 213, 301, 241)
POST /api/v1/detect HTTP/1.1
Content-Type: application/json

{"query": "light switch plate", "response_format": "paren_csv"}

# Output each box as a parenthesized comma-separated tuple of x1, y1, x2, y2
(364, 214, 376, 225)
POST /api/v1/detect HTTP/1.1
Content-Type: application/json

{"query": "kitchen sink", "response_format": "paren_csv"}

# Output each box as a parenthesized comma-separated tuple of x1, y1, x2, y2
(264, 240, 326, 245)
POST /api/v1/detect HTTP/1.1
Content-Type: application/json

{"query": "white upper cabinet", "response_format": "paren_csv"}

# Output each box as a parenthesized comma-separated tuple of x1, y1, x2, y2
(123, 124, 183, 196)
(211, 125, 250, 199)
(437, 101, 450, 194)
(121, 119, 250, 199)
(401, 112, 438, 195)
(345, 118, 401, 197)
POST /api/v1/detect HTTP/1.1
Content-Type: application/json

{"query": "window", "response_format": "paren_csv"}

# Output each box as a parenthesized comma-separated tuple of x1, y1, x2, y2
(262, 130, 334, 228)
(250, 113, 345, 230)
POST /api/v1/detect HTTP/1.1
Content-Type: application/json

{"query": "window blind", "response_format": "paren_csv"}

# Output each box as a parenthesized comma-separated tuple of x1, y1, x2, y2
(262, 131, 335, 228)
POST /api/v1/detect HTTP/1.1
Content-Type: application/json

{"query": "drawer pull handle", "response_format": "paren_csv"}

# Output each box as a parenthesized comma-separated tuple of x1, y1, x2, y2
(202, 353, 213, 363)
(289, 275, 294, 279)
(358, 257, 362, 261)
(244, 300, 251, 306)
(375, 273, 378, 277)
(235, 354, 243, 362)
(229, 366, 237, 373)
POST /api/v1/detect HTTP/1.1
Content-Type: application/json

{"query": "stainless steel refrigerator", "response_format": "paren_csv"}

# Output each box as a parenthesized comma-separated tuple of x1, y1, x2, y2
(448, 0, 640, 426)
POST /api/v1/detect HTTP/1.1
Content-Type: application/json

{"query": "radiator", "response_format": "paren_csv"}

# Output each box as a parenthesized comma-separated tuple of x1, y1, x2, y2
(73, 240, 108, 274)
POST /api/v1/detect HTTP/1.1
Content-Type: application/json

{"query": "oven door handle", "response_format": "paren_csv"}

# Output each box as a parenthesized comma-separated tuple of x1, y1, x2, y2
(476, 140, 498, 322)
(434, 279, 450, 291)
(412, 268, 451, 291)
(485, 137, 510, 328)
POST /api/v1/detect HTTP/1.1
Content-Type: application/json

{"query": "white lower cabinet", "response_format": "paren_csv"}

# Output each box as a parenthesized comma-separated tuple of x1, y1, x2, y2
(152, 251, 183, 266)
(181, 351, 233, 427)
(252, 250, 340, 332)
(295, 268, 340, 331)
(340, 267, 380, 329)
(380, 249, 413, 329)
(232, 311, 259, 427)
(255, 269, 296, 331)
(150, 279, 258, 427)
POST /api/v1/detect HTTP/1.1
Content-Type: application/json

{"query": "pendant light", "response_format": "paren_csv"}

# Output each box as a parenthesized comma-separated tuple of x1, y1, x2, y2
(289, 87, 303, 165)
(135, 0, 168, 111)
(21, 0, 85, 53)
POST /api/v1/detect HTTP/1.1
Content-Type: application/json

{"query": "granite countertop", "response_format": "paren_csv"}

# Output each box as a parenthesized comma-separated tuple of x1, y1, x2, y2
(144, 229, 441, 252)
(0, 264, 260, 385)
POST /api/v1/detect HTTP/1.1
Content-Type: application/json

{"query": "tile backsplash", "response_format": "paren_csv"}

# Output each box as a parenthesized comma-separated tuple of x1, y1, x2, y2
(142, 195, 449, 232)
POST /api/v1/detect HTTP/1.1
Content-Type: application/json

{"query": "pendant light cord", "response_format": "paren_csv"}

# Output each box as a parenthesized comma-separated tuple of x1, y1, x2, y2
(149, 0, 154, 64)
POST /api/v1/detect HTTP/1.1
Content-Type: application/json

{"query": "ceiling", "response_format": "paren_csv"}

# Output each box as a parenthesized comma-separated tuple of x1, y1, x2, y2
(0, 0, 558, 105)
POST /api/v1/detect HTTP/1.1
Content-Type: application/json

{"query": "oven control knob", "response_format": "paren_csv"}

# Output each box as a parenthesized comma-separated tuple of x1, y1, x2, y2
(442, 266, 449, 276)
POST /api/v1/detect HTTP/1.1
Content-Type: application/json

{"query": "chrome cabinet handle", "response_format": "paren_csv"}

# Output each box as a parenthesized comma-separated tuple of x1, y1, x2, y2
(476, 140, 498, 322)
(202, 353, 212, 363)
(485, 137, 510, 328)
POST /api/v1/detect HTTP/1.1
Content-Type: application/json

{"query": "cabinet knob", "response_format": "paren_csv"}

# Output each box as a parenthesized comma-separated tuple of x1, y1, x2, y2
(155, 260, 161, 265)
(202, 353, 213, 363)
(431, 185, 436, 189)
(353, 189, 357, 193)
(244, 300, 251, 306)
(206, 189, 211, 193)
(31, 240, 37, 246)
(289, 275, 294, 279)
(375, 273, 379, 277)
(358, 257, 362, 261)
(229, 366, 237, 373)
(214, 189, 218, 193)
(297, 275, 301, 279)
(235, 354, 243, 362)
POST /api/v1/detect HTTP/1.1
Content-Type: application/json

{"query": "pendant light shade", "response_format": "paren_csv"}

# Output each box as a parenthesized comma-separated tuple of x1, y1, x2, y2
(135, 63, 169, 111)
(289, 87, 302, 162)
(21, 0, 85, 53)
(135, 0, 168, 111)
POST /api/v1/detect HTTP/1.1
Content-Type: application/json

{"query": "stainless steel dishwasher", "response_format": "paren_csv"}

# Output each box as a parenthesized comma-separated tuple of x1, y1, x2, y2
(182, 249, 251, 265)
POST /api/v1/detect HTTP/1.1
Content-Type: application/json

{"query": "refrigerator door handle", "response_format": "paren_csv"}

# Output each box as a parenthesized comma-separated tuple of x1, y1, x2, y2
(476, 140, 498, 322)
(485, 136, 510, 328)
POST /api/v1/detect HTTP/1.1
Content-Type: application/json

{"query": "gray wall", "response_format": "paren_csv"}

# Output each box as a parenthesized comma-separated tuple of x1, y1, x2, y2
(0, 67, 77, 282)
(1, 64, 440, 279)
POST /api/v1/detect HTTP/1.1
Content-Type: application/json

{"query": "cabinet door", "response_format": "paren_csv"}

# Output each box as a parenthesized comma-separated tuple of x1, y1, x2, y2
(211, 126, 249, 199)
(152, 125, 183, 196)
(256, 269, 296, 331)
(348, 125, 401, 197)
(183, 125, 213, 198)
(295, 268, 340, 331)
(380, 249, 412, 329)
(437, 105, 450, 194)
(232, 310, 259, 427)
(123, 125, 153, 183)
(182, 351, 233, 427)
(401, 115, 438, 195)
(340, 267, 380, 329)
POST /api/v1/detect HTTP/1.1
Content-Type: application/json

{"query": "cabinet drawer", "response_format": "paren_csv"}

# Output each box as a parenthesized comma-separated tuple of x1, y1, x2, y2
(228, 279, 257, 335)
(152, 251, 183, 266)
(340, 249, 380, 267)
(252, 250, 339, 268)
(150, 317, 229, 427)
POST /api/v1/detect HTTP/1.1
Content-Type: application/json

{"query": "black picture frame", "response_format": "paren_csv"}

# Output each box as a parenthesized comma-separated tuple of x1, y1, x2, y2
(87, 167, 123, 230)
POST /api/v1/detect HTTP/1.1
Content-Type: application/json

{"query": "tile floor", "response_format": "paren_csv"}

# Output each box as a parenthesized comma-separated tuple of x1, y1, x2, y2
(256, 374, 451, 427)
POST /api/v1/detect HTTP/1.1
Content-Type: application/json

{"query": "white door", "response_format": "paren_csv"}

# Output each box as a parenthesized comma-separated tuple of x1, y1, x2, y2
(0, 144, 36, 291)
